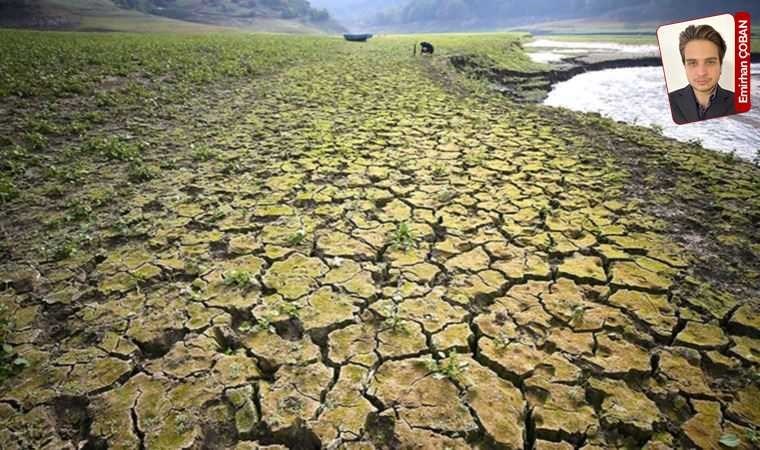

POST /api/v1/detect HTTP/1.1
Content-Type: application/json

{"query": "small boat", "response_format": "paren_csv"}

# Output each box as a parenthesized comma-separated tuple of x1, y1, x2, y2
(343, 33, 373, 42)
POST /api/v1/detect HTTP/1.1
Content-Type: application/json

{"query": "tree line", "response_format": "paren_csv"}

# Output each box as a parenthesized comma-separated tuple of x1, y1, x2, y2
(371, 0, 759, 26)
(110, 0, 331, 22)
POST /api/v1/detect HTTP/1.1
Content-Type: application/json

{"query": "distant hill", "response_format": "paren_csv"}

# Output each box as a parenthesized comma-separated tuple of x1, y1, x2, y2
(368, 0, 760, 32)
(0, 0, 346, 32)
(308, 0, 405, 30)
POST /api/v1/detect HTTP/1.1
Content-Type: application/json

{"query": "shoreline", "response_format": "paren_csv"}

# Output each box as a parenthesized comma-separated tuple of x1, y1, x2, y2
(449, 52, 760, 103)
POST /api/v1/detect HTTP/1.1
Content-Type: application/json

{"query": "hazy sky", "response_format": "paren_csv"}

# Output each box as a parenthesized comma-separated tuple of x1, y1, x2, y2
(310, 0, 760, 31)
(308, 0, 405, 20)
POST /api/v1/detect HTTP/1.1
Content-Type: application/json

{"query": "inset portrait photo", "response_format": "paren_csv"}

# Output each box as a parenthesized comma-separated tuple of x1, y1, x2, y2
(657, 14, 736, 125)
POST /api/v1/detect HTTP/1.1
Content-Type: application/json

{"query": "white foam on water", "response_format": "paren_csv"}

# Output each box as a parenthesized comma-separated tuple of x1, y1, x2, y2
(528, 51, 567, 63)
(525, 39, 659, 63)
(525, 39, 659, 54)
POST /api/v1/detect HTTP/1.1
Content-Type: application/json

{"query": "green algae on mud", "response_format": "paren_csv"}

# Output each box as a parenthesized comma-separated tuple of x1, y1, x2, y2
(1, 30, 760, 450)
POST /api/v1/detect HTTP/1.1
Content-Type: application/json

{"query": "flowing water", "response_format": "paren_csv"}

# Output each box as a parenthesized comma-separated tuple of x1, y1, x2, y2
(543, 64, 760, 160)
(525, 40, 759, 159)
(525, 38, 660, 63)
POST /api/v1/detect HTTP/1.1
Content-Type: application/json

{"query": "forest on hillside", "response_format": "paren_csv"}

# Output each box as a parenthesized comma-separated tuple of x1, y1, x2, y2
(0, 0, 332, 25)
(369, 0, 760, 27)
(111, 0, 331, 21)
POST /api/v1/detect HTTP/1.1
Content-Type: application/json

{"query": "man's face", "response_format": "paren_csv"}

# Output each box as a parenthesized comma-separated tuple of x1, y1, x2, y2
(683, 39, 722, 94)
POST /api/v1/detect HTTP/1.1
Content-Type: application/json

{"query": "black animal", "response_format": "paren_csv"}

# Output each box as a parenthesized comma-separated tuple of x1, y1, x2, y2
(420, 42, 434, 55)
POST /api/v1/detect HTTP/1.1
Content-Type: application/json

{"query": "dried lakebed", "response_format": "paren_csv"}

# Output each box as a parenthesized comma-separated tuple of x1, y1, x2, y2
(1, 34, 759, 450)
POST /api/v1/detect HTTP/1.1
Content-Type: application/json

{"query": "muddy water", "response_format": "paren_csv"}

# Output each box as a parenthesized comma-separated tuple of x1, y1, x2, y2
(543, 64, 760, 160)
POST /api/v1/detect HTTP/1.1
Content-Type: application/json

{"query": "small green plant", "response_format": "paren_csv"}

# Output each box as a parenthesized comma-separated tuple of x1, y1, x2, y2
(184, 286, 203, 302)
(159, 158, 178, 170)
(288, 228, 306, 246)
(567, 385, 585, 404)
(223, 270, 253, 288)
(464, 151, 485, 166)
(94, 91, 119, 107)
(185, 259, 208, 277)
(81, 111, 106, 124)
(687, 137, 703, 147)
(493, 332, 510, 349)
(191, 145, 217, 161)
(278, 302, 301, 318)
(84, 137, 140, 161)
(0, 305, 30, 382)
(64, 199, 93, 222)
(390, 221, 415, 251)
(44, 226, 93, 261)
(174, 413, 192, 434)
(127, 161, 158, 183)
(383, 305, 407, 334)
(25, 117, 59, 135)
(24, 131, 48, 150)
(0, 175, 18, 203)
(111, 217, 139, 237)
(723, 149, 736, 163)
(431, 164, 447, 177)
(252, 315, 276, 334)
(748, 426, 760, 446)
(86, 188, 114, 207)
(66, 121, 89, 136)
(753, 148, 760, 167)
(50, 238, 80, 261)
(570, 305, 586, 326)
(0, 144, 29, 175)
(42, 164, 61, 180)
(288, 227, 306, 245)
(425, 352, 468, 382)
(221, 161, 243, 174)
(56, 161, 90, 184)
(228, 361, 242, 378)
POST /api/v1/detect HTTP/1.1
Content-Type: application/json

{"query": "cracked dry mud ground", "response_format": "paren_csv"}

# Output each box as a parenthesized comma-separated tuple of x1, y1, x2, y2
(1, 36, 760, 450)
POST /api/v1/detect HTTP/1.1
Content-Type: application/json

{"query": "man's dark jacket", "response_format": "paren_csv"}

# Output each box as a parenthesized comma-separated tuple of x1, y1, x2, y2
(668, 84, 735, 124)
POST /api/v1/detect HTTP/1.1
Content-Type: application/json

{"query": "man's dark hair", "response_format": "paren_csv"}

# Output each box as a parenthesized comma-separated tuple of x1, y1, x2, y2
(678, 24, 727, 65)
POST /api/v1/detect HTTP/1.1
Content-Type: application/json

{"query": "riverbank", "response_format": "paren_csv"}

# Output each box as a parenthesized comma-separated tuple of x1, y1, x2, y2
(449, 48, 760, 103)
